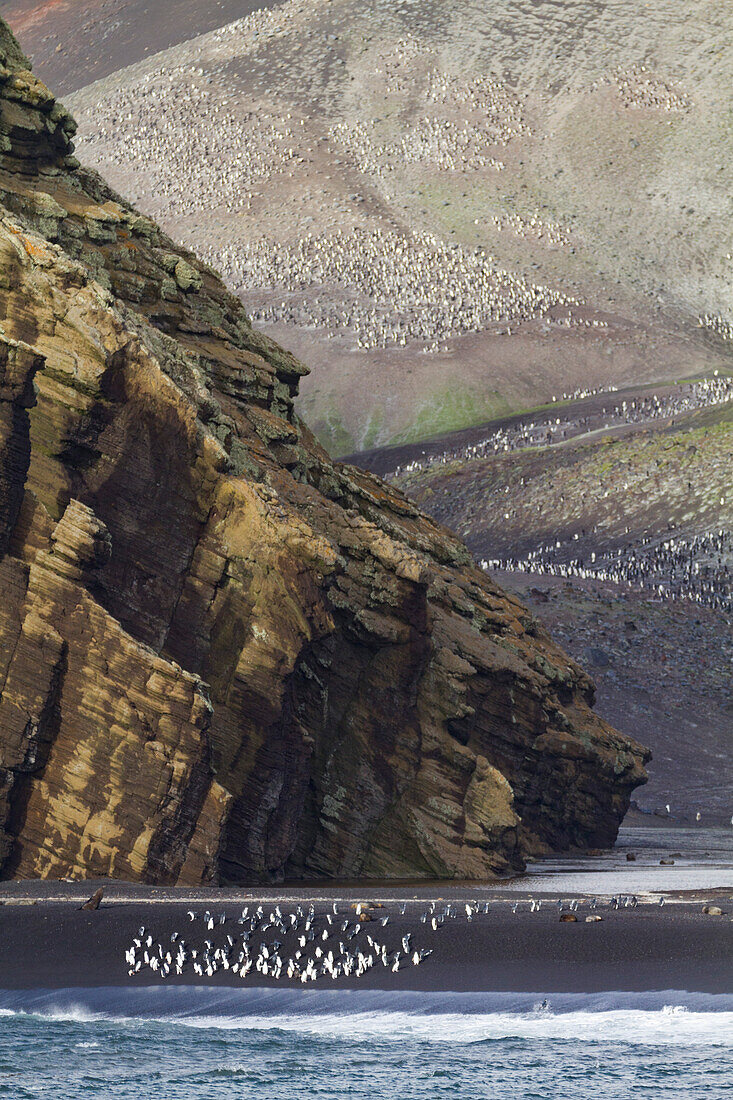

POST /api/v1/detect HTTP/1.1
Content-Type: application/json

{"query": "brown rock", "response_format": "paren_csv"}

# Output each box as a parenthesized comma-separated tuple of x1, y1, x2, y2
(79, 887, 103, 911)
(0, 17, 649, 886)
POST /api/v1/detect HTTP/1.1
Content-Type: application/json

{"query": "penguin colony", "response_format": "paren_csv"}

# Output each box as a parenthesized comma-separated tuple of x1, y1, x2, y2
(124, 901, 446, 983)
(612, 65, 692, 113)
(123, 895, 658, 981)
(231, 227, 577, 353)
(388, 377, 733, 480)
(69, 0, 724, 380)
(699, 314, 733, 343)
(481, 529, 732, 614)
(490, 210, 570, 246)
(387, 376, 732, 614)
(71, 1, 581, 359)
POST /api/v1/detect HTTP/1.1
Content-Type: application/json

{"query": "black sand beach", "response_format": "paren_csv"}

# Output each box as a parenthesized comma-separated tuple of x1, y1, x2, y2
(0, 883, 731, 995)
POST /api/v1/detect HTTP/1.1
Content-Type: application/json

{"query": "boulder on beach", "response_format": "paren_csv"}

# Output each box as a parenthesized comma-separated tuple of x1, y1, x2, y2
(79, 888, 104, 911)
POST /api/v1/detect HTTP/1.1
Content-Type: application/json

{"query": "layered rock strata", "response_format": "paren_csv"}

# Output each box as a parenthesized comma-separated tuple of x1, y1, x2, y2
(0, 19, 648, 884)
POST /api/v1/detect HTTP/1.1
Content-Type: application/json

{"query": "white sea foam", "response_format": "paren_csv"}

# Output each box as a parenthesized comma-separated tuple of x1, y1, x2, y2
(174, 1007, 733, 1045)
(42, 1004, 107, 1024)
(0, 988, 731, 1046)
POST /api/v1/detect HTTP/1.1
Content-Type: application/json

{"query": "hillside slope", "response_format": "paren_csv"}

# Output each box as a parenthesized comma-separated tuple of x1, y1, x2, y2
(385, 401, 731, 821)
(19, 0, 732, 452)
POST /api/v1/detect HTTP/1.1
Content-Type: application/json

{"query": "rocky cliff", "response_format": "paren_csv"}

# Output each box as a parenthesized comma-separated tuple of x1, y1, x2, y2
(0, 18, 648, 884)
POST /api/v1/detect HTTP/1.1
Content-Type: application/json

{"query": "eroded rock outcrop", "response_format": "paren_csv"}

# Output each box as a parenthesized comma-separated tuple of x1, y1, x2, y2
(0, 19, 648, 884)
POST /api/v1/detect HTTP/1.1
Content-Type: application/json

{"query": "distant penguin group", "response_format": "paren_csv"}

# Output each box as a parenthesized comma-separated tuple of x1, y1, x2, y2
(124, 901, 443, 984)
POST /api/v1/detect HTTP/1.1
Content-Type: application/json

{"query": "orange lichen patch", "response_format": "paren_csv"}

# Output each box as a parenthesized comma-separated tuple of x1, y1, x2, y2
(9, 224, 53, 261)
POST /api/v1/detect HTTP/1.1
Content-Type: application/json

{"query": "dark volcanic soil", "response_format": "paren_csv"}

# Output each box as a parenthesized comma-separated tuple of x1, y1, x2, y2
(495, 572, 733, 823)
(3, 0, 279, 94)
(1, 884, 732, 994)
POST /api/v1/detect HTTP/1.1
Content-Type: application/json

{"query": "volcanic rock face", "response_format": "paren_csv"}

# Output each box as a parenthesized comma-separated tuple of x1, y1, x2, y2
(0, 19, 648, 884)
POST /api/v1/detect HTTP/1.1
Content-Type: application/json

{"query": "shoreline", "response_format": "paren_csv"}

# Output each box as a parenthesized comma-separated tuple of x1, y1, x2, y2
(2, 826, 730, 997)
(0, 891, 731, 996)
(2, 986, 732, 1019)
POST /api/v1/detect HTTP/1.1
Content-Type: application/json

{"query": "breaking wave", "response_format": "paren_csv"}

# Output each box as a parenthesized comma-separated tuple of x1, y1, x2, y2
(0, 987, 731, 1046)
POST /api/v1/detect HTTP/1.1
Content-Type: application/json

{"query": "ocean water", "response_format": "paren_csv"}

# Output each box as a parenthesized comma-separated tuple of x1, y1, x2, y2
(0, 989, 732, 1098)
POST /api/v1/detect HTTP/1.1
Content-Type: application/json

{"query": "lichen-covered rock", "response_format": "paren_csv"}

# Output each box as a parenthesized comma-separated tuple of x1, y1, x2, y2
(0, 17, 648, 884)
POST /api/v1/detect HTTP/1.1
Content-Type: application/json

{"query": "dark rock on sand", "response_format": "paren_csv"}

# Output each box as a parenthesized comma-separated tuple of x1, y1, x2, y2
(0, 18, 648, 886)
(79, 888, 104, 911)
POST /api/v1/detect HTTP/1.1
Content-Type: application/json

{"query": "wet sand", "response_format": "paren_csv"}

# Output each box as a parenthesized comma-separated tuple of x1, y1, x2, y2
(0, 882, 731, 995)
